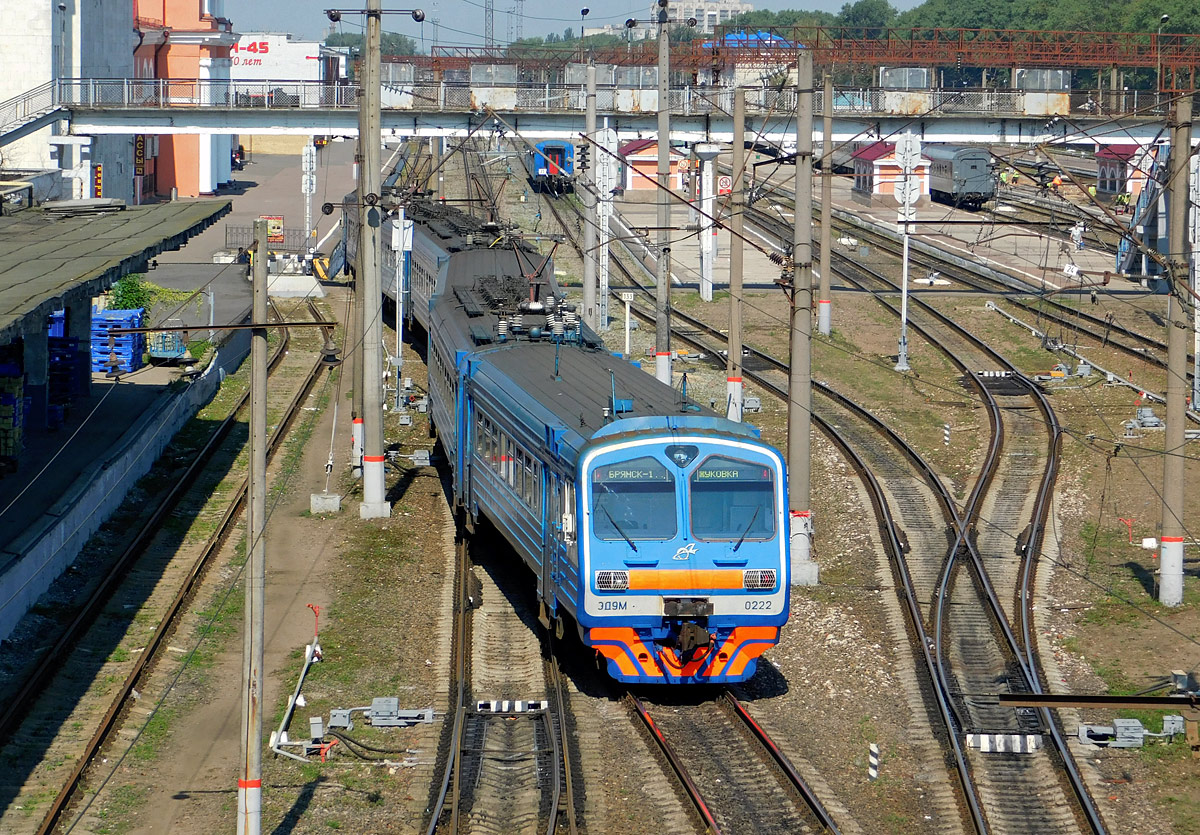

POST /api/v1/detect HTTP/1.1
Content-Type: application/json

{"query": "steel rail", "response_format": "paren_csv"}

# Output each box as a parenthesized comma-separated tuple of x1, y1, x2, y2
(738, 183, 1190, 377)
(628, 291, 984, 830)
(423, 534, 470, 835)
(821, 241, 1107, 835)
(721, 691, 841, 833)
(0, 309, 294, 745)
(36, 300, 330, 835)
(545, 646, 579, 835)
(627, 694, 724, 834)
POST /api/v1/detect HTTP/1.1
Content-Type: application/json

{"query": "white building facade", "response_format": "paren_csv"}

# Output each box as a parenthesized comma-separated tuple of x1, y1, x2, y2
(0, 1, 136, 203)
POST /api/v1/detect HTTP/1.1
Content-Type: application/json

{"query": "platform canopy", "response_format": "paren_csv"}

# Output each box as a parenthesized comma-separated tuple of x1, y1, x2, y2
(0, 200, 231, 344)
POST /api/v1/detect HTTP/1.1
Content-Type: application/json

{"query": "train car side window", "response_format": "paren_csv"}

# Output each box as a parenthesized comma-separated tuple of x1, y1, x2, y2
(592, 457, 677, 541)
(690, 456, 776, 542)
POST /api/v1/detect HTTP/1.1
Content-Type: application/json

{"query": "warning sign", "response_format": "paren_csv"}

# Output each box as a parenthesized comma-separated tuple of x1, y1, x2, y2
(262, 215, 285, 244)
(717, 174, 733, 195)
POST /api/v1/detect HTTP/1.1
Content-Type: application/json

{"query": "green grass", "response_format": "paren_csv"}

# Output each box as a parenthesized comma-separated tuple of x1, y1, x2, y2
(94, 784, 149, 834)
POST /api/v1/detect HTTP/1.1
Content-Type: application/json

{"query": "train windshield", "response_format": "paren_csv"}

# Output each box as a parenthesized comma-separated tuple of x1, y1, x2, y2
(592, 456, 677, 541)
(690, 456, 776, 542)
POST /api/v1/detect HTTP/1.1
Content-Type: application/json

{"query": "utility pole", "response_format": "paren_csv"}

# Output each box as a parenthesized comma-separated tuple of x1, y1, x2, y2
(237, 218, 268, 835)
(893, 131, 921, 373)
(1190, 150, 1200, 409)
(431, 136, 443, 200)
(727, 86, 745, 422)
(789, 50, 817, 584)
(597, 122, 617, 330)
(351, 221, 363, 478)
(1159, 94, 1190, 606)
(359, 0, 390, 519)
(582, 61, 598, 330)
(654, 1, 672, 385)
(818, 73, 833, 336)
(694, 141, 720, 302)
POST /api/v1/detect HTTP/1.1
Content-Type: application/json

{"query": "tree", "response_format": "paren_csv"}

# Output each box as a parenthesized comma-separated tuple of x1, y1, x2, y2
(325, 31, 420, 57)
(836, 0, 896, 36)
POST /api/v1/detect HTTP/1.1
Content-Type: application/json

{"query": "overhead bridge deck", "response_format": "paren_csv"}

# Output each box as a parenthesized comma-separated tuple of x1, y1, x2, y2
(1, 78, 1178, 148)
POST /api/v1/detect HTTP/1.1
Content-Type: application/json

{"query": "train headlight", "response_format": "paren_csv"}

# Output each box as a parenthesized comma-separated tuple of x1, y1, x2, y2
(595, 570, 629, 591)
(743, 569, 776, 590)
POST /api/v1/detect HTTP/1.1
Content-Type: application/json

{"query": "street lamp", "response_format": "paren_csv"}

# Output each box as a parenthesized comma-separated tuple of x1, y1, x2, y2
(325, 7, 424, 22)
(1156, 13, 1169, 93)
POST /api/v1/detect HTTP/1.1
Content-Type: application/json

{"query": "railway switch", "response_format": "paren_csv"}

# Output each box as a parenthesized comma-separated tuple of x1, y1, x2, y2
(1078, 717, 1185, 747)
(326, 700, 435, 732)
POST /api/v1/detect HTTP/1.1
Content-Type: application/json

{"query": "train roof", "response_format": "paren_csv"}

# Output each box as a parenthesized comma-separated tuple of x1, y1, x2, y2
(476, 341, 718, 445)
(922, 144, 994, 162)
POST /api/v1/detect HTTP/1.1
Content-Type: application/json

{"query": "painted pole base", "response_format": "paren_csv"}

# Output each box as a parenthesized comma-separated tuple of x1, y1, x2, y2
(1159, 537, 1184, 606)
(817, 300, 831, 336)
(726, 378, 743, 422)
(655, 353, 671, 385)
(310, 492, 341, 514)
(790, 510, 818, 586)
(359, 500, 392, 519)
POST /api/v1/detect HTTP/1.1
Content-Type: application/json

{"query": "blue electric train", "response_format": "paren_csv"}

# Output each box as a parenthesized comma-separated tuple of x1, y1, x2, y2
(522, 140, 575, 194)
(392, 201, 790, 684)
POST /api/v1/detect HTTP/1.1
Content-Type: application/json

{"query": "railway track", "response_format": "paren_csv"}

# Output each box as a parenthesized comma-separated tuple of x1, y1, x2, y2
(535, 189, 854, 833)
(424, 527, 578, 835)
(988, 188, 1122, 252)
(0, 300, 331, 835)
(631, 690, 840, 835)
(592, 183, 1104, 831)
(741, 182, 1194, 386)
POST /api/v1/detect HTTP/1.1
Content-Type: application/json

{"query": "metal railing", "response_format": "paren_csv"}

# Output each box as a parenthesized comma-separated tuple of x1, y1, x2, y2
(46, 77, 1177, 119)
(0, 81, 59, 135)
(225, 224, 310, 253)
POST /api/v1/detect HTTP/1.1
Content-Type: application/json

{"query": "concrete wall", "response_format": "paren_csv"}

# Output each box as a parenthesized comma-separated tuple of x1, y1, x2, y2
(0, 331, 251, 642)
(242, 134, 310, 155)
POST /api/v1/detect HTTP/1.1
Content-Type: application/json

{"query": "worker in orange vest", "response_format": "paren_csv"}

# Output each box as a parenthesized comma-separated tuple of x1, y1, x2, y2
(1051, 174, 1063, 196)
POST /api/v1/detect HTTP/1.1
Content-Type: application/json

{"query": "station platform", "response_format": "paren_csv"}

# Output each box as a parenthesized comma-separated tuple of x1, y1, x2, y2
(0, 143, 357, 641)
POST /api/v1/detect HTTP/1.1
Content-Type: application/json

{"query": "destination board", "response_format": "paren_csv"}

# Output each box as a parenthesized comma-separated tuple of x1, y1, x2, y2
(693, 458, 772, 482)
(594, 457, 672, 482)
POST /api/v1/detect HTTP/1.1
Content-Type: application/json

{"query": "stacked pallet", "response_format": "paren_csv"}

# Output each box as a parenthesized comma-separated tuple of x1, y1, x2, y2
(91, 308, 146, 374)
(0, 364, 23, 462)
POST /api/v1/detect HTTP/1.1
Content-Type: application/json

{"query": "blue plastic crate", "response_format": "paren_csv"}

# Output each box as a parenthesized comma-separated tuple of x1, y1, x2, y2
(48, 309, 66, 338)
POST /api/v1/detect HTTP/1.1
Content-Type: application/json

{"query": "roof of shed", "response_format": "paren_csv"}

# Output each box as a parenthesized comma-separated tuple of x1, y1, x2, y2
(0, 200, 230, 343)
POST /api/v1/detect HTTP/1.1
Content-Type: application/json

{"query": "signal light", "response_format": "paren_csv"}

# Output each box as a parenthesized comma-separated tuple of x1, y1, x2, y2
(578, 146, 589, 171)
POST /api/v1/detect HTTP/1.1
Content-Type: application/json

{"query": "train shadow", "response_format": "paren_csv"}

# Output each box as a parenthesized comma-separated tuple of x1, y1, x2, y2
(0, 415, 247, 821)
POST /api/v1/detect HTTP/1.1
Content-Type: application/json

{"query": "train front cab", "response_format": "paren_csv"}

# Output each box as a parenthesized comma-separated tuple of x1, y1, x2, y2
(578, 427, 789, 684)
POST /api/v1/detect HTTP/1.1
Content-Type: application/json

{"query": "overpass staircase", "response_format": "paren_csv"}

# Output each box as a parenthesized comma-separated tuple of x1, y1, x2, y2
(0, 82, 62, 150)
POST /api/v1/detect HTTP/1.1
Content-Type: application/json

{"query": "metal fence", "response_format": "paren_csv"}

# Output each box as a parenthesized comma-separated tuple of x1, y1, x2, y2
(225, 225, 309, 254)
(45, 77, 1179, 120)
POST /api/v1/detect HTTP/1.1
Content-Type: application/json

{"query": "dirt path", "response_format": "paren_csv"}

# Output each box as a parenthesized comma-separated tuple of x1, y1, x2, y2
(121, 367, 342, 835)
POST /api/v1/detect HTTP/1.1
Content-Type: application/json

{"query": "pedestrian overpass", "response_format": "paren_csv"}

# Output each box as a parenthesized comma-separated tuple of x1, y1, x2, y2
(0, 78, 1175, 151)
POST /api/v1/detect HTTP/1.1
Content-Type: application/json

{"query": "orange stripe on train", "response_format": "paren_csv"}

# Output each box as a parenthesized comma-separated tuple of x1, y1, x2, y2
(591, 626, 778, 678)
(627, 569, 745, 590)
(589, 627, 664, 677)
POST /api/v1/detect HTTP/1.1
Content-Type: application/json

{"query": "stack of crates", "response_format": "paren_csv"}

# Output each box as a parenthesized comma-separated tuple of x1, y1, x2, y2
(48, 309, 66, 338)
(0, 363, 23, 462)
(91, 308, 146, 374)
(48, 336, 83, 429)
